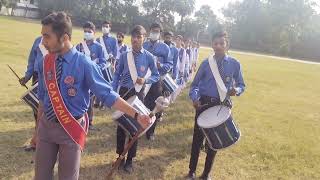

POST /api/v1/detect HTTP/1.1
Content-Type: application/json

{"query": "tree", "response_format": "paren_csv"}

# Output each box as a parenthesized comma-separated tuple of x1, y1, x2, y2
(142, 0, 176, 30)
(173, 0, 195, 29)
(194, 5, 219, 40)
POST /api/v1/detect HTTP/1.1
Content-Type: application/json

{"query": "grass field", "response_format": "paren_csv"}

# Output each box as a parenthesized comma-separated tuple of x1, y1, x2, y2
(0, 16, 320, 180)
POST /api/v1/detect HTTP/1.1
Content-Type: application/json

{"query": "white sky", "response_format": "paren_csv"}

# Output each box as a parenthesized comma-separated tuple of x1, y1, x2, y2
(175, 0, 320, 22)
(194, 0, 239, 18)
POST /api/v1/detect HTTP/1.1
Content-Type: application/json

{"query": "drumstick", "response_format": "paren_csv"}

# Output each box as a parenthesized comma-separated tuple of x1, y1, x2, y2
(7, 64, 28, 90)
(217, 84, 234, 116)
(121, 87, 134, 99)
(106, 112, 155, 179)
(106, 129, 143, 179)
(106, 119, 151, 178)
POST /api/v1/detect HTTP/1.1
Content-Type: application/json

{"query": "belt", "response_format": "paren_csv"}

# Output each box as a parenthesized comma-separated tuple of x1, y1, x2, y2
(199, 95, 220, 105)
(199, 95, 233, 108)
(52, 115, 84, 123)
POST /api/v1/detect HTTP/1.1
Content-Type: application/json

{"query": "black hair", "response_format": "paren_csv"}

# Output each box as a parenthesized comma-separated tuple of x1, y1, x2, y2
(41, 11, 72, 39)
(150, 23, 162, 32)
(83, 21, 95, 31)
(163, 31, 174, 37)
(131, 25, 147, 36)
(211, 31, 228, 42)
(102, 21, 111, 26)
(117, 32, 125, 38)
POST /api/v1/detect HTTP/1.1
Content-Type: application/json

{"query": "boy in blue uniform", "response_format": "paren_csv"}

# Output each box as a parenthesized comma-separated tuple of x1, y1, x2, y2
(116, 32, 128, 60)
(20, 36, 48, 151)
(96, 21, 117, 62)
(163, 31, 179, 81)
(76, 21, 108, 130)
(112, 25, 160, 173)
(143, 23, 173, 140)
(35, 12, 151, 180)
(186, 31, 246, 180)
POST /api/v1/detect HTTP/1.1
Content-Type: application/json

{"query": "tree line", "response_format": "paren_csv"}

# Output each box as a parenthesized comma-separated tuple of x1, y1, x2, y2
(2, 0, 320, 61)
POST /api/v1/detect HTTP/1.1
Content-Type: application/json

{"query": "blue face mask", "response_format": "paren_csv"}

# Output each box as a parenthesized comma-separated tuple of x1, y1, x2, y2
(84, 32, 94, 41)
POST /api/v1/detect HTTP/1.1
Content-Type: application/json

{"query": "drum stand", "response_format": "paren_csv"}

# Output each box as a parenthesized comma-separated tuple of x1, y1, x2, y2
(106, 96, 170, 179)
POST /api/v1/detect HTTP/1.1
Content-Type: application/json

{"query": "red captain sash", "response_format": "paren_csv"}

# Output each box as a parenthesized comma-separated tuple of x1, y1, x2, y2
(43, 53, 89, 150)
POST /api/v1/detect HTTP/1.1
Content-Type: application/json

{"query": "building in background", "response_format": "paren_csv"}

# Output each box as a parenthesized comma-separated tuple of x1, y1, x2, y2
(0, 0, 39, 18)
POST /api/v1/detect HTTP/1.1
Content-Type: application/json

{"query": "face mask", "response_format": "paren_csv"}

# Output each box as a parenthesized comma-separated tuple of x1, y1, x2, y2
(149, 32, 160, 41)
(84, 32, 94, 40)
(102, 27, 110, 34)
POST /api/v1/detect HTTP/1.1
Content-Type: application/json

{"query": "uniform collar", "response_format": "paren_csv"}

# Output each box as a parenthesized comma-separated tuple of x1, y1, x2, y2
(103, 34, 110, 38)
(59, 46, 77, 64)
(132, 47, 144, 55)
(214, 54, 229, 62)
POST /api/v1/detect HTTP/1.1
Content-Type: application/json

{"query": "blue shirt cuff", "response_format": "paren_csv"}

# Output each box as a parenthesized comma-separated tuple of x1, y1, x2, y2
(103, 91, 120, 108)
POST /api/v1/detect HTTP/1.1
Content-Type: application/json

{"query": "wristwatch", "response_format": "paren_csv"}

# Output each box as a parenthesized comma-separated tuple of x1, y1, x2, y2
(134, 112, 139, 120)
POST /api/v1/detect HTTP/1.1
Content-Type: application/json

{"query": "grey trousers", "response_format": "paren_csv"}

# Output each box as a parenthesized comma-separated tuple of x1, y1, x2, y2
(35, 115, 81, 180)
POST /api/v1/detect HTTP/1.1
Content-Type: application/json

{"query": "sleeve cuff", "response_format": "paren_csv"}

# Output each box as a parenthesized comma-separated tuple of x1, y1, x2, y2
(104, 91, 120, 108)
(235, 87, 242, 96)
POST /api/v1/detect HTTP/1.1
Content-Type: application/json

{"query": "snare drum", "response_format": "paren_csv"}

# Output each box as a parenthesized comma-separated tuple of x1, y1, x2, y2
(102, 61, 113, 83)
(197, 105, 241, 150)
(112, 95, 156, 137)
(162, 74, 179, 95)
(21, 83, 39, 113)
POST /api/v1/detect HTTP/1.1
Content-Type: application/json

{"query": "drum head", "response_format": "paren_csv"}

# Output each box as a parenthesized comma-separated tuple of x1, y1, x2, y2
(197, 105, 231, 128)
(112, 96, 139, 120)
(20, 82, 38, 99)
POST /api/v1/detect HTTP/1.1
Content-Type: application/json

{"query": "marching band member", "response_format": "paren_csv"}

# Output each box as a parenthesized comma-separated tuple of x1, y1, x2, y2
(143, 23, 173, 141)
(175, 35, 187, 85)
(96, 21, 117, 62)
(183, 39, 191, 84)
(35, 12, 151, 180)
(112, 25, 160, 173)
(170, 34, 187, 102)
(115, 32, 129, 64)
(191, 41, 199, 72)
(163, 31, 178, 81)
(186, 31, 245, 180)
(95, 21, 117, 109)
(20, 36, 48, 151)
(76, 21, 108, 130)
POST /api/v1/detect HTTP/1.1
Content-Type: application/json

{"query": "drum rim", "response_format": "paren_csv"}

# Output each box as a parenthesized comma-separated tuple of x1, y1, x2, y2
(114, 116, 156, 138)
(112, 95, 138, 120)
(197, 105, 231, 128)
(20, 82, 38, 98)
(202, 127, 241, 151)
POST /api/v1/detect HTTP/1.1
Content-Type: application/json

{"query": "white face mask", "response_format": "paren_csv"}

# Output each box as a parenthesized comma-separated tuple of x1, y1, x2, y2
(102, 27, 110, 34)
(149, 32, 160, 41)
(84, 32, 94, 41)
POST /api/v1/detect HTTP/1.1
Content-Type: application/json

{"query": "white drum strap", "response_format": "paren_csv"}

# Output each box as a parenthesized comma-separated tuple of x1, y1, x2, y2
(208, 55, 227, 102)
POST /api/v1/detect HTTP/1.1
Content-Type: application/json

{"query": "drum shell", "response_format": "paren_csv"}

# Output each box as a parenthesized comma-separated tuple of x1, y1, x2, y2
(201, 115, 241, 151)
(21, 83, 39, 112)
(102, 66, 113, 83)
(113, 95, 155, 137)
(162, 74, 178, 94)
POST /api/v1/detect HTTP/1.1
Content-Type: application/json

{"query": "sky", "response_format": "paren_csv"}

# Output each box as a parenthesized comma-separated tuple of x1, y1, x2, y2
(188, 0, 320, 20)
(194, 0, 239, 18)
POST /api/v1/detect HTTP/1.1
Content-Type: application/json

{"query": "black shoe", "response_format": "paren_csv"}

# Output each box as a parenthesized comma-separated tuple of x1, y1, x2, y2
(185, 171, 196, 180)
(199, 174, 212, 180)
(23, 145, 36, 152)
(123, 160, 133, 174)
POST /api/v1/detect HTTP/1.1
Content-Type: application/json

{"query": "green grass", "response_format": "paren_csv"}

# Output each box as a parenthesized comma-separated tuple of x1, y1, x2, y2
(0, 16, 320, 180)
